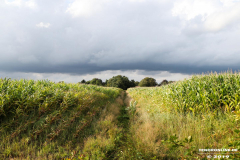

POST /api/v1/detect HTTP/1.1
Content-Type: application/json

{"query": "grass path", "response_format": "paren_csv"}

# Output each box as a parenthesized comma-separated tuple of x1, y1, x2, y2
(106, 91, 146, 160)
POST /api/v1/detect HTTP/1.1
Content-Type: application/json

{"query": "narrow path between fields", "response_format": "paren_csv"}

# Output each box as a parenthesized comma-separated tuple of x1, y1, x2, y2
(105, 91, 139, 159)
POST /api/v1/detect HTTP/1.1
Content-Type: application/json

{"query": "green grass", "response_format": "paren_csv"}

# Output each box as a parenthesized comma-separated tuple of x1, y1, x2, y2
(0, 78, 122, 159)
(127, 71, 240, 159)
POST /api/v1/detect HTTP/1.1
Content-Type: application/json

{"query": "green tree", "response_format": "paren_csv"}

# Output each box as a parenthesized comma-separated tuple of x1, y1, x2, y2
(80, 79, 86, 83)
(107, 75, 133, 90)
(158, 80, 175, 86)
(130, 80, 136, 88)
(90, 78, 103, 86)
(139, 77, 157, 87)
(134, 81, 139, 86)
(102, 79, 108, 86)
(158, 79, 168, 86)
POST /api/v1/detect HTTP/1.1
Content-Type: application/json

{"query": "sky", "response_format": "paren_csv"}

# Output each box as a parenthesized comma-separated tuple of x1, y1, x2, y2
(1, 0, 240, 83)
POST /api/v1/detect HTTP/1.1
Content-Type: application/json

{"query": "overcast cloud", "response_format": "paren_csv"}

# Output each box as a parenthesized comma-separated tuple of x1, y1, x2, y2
(1, 0, 240, 83)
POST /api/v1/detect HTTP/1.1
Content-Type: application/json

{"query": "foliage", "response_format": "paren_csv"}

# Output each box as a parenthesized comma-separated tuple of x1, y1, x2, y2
(161, 134, 204, 159)
(169, 71, 240, 114)
(107, 75, 135, 90)
(134, 81, 139, 86)
(0, 78, 122, 159)
(139, 77, 157, 87)
(90, 78, 103, 86)
(127, 70, 240, 159)
(130, 80, 136, 88)
(131, 71, 240, 114)
(126, 100, 137, 118)
(80, 79, 86, 83)
(158, 79, 168, 86)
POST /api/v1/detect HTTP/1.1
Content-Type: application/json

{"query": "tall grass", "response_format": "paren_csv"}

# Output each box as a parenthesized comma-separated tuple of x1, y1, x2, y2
(170, 71, 240, 114)
(0, 78, 122, 159)
(127, 71, 240, 159)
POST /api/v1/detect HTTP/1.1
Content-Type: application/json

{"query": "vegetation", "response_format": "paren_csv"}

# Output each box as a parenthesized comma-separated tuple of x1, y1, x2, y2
(127, 71, 240, 159)
(89, 78, 103, 86)
(134, 81, 139, 86)
(0, 78, 122, 159)
(107, 75, 135, 90)
(80, 79, 86, 83)
(2, 70, 240, 159)
(139, 77, 157, 87)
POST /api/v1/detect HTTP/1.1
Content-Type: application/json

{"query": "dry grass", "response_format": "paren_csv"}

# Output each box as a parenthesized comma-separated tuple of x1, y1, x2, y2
(124, 92, 132, 107)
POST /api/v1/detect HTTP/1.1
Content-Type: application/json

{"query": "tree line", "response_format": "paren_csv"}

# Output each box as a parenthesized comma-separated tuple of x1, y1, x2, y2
(78, 75, 175, 90)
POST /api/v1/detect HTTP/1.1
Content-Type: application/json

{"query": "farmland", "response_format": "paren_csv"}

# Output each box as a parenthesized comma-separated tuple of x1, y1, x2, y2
(0, 78, 123, 159)
(1, 71, 240, 159)
(127, 71, 240, 159)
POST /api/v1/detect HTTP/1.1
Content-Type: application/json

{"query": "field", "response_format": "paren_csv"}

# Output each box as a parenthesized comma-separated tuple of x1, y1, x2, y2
(127, 71, 240, 159)
(0, 78, 123, 159)
(1, 71, 240, 159)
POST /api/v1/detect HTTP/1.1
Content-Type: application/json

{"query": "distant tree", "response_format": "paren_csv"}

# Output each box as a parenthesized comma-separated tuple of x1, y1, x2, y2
(58, 81, 64, 83)
(85, 80, 90, 84)
(81, 79, 86, 83)
(139, 77, 157, 87)
(158, 80, 175, 86)
(102, 79, 108, 86)
(168, 81, 175, 84)
(158, 79, 168, 86)
(90, 78, 103, 86)
(134, 81, 139, 86)
(107, 75, 133, 90)
(130, 80, 136, 88)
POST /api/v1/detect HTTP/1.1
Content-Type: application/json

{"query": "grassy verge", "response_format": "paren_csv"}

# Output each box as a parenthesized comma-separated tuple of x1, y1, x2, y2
(127, 71, 240, 159)
(79, 92, 125, 159)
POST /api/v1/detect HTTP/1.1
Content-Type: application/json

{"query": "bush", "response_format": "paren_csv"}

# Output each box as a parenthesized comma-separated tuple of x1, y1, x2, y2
(139, 77, 157, 87)
(107, 75, 135, 90)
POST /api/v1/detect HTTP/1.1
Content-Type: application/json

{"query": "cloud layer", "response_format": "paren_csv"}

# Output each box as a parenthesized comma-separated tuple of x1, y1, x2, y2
(1, 0, 240, 82)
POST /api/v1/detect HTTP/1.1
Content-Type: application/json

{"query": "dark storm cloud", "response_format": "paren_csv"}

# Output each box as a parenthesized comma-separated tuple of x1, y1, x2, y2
(1, 59, 237, 76)
(1, 0, 240, 76)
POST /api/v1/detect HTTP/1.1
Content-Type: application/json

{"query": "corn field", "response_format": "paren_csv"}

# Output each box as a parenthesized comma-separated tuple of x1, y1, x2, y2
(129, 71, 240, 114)
(0, 78, 122, 159)
(170, 71, 240, 114)
(127, 71, 240, 159)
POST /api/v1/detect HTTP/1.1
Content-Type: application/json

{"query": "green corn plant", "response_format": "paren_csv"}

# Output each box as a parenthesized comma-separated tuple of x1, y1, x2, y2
(126, 100, 137, 118)
(0, 78, 122, 159)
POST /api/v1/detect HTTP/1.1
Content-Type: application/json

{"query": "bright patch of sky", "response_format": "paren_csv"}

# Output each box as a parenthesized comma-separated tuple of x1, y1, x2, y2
(36, 22, 51, 28)
(172, 0, 240, 31)
(4, 0, 36, 9)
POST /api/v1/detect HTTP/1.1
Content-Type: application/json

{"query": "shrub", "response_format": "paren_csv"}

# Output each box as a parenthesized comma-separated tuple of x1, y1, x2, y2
(139, 77, 157, 87)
